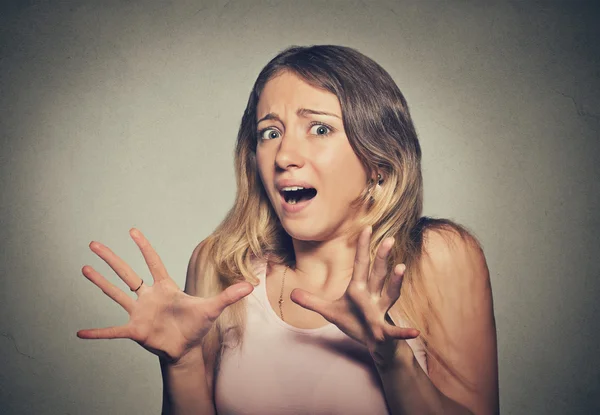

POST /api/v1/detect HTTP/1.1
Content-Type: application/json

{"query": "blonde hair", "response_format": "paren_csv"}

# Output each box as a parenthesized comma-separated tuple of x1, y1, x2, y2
(195, 45, 479, 387)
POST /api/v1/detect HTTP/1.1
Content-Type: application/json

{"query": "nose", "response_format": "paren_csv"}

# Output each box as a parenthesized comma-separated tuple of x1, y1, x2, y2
(274, 128, 306, 171)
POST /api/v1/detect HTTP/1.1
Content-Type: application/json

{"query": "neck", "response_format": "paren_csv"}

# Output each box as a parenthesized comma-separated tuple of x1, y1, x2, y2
(289, 230, 359, 290)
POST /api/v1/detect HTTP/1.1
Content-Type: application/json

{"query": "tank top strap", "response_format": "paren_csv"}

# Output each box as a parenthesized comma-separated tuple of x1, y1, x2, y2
(247, 258, 283, 320)
(249, 258, 269, 301)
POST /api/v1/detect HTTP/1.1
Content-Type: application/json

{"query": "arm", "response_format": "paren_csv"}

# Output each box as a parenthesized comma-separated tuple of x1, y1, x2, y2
(160, 348, 215, 415)
(376, 229, 499, 414)
(161, 241, 217, 415)
(79, 229, 247, 414)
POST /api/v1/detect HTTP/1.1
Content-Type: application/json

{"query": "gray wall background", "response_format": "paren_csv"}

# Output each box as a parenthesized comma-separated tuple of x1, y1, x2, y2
(1, 1, 598, 414)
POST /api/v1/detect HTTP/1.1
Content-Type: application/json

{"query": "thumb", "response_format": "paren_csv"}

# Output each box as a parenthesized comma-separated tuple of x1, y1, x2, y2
(290, 288, 331, 319)
(384, 324, 420, 340)
(207, 282, 254, 320)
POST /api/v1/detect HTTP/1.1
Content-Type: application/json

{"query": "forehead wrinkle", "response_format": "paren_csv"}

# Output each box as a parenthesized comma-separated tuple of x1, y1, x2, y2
(256, 73, 342, 124)
(257, 112, 282, 124)
(297, 108, 341, 119)
(257, 107, 341, 124)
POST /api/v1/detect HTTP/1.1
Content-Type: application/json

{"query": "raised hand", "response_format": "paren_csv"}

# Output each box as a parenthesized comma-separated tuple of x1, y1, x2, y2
(77, 228, 253, 365)
(289, 226, 419, 365)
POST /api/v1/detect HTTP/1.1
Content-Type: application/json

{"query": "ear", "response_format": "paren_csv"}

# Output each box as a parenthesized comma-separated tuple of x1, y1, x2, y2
(369, 173, 383, 185)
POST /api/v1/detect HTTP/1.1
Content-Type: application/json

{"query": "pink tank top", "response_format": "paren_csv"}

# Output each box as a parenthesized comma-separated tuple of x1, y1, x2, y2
(214, 260, 428, 415)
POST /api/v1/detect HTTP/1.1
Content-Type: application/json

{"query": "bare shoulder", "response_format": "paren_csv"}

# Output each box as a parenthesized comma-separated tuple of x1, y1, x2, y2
(184, 239, 211, 296)
(420, 224, 490, 290)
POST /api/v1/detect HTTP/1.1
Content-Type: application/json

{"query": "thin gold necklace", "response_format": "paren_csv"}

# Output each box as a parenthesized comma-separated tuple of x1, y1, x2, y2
(278, 265, 288, 321)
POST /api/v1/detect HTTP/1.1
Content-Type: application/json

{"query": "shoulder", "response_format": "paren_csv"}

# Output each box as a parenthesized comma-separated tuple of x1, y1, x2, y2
(417, 221, 494, 332)
(184, 238, 212, 296)
(419, 221, 489, 291)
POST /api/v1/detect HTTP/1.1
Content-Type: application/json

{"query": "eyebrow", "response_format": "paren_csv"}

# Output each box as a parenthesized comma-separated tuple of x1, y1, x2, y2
(257, 108, 341, 124)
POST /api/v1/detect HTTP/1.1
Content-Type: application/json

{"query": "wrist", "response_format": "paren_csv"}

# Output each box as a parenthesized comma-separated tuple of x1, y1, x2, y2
(372, 339, 416, 372)
(163, 347, 205, 371)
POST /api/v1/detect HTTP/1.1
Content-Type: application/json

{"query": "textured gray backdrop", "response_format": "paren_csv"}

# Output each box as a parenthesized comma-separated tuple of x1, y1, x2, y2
(1, 1, 599, 414)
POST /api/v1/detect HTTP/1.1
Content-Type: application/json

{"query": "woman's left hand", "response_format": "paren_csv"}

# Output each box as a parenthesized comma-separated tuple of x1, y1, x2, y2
(290, 226, 420, 366)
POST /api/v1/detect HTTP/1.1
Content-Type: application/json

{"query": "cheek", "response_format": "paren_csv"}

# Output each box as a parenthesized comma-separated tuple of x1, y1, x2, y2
(255, 151, 270, 180)
(318, 150, 367, 196)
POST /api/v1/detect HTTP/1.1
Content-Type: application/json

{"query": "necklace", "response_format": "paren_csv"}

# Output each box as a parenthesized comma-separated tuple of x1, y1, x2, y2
(278, 265, 288, 321)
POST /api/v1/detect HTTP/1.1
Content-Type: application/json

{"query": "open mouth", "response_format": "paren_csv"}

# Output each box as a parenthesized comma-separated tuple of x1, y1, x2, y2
(280, 187, 318, 205)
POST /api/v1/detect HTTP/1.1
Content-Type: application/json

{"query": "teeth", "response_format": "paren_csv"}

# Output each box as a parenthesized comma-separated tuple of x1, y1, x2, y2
(288, 198, 298, 205)
(281, 186, 305, 191)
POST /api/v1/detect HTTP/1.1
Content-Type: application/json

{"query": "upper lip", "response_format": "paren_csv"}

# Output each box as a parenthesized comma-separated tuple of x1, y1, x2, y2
(276, 179, 317, 193)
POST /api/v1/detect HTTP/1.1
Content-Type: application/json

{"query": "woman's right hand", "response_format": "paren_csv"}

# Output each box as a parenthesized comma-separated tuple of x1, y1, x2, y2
(77, 228, 253, 365)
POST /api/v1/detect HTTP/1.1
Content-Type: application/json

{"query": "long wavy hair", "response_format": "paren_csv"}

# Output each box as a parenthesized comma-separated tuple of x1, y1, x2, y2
(196, 44, 476, 388)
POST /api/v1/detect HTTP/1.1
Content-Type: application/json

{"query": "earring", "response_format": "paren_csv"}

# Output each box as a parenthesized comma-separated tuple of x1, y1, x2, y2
(377, 173, 383, 185)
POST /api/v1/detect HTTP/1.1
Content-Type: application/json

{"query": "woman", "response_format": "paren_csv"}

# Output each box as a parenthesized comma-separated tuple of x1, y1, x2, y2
(78, 45, 498, 414)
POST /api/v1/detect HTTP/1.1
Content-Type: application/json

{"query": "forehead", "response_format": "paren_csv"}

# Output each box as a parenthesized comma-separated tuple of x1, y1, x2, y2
(257, 71, 341, 118)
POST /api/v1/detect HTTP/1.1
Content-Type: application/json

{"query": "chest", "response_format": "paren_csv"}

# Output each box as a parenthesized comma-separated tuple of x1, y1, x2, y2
(264, 272, 343, 330)
(214, 293, 391, 415)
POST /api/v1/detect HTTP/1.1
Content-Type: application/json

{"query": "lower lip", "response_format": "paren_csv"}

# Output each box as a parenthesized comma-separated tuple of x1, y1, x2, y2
(280, 193, 316, 214)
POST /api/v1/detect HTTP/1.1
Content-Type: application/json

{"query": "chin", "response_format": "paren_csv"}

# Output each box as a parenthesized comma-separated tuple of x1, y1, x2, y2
(281, 225, 323, 242)
(280, 220, 344, 244)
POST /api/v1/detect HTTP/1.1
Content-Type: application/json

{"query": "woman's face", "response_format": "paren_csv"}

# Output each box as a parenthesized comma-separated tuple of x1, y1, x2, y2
(255, 71, 369, 242)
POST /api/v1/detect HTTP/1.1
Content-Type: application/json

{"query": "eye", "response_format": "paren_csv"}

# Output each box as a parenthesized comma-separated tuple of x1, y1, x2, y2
(258, 128, 282, 141)
(309, 123, 333, 136)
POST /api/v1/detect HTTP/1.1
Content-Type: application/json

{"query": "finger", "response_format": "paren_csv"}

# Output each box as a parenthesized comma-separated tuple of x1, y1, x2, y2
(204, 282, 254, 320)
(382, 264, 405, 307)
(290, 288, 334, 322)
(352, 226, 372, 286)
(82, 265, 136, 313)
(129, 228, 169, 283)
(89, 240, 145, 293)
(384, 323, 420, 340)
(368, 237, 394, 295)
(77, 325, 131, 340)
